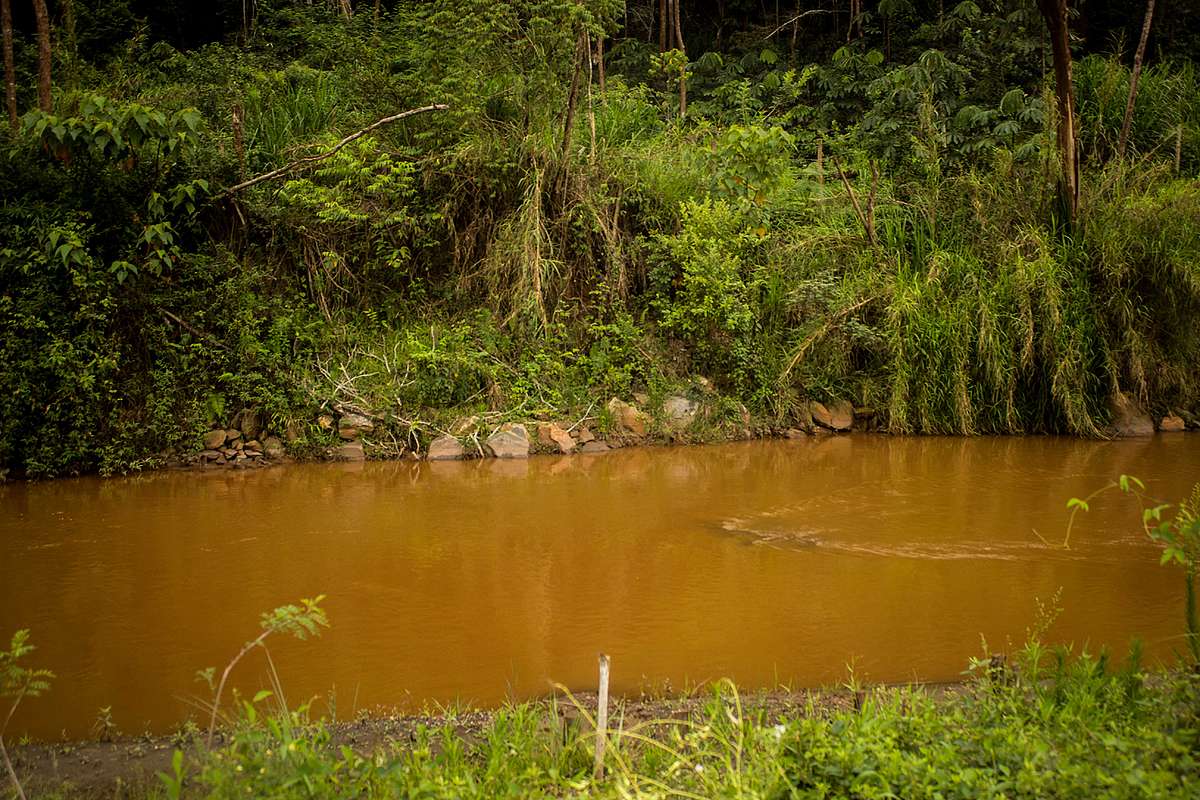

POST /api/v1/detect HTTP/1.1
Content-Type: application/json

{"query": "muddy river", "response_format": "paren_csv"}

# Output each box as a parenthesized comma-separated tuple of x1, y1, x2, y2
(2, 434, 1197, 738)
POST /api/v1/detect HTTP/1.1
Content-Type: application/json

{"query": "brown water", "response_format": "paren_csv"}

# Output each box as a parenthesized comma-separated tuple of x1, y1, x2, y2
(2, 435, 1197, 739)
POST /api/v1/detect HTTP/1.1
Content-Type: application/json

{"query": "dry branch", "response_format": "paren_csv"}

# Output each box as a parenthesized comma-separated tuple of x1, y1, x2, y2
(216, 104, 448, 197)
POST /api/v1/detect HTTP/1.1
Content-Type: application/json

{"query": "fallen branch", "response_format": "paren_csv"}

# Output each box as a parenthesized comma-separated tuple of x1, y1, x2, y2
(161, 309, 228, 351)
(832, 155, 877, 248)
(778, 294, 880, 386)
(216, 104, 449, 198)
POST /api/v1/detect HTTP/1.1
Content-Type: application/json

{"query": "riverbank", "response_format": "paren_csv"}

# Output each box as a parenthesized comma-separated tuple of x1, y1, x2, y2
(155, 388, 1198, 476)
(8, 666, 1198, 799)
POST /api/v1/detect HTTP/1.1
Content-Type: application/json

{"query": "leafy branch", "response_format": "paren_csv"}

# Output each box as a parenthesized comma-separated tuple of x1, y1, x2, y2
(202, 596, 329, 748)
(1, 630, 54, 800)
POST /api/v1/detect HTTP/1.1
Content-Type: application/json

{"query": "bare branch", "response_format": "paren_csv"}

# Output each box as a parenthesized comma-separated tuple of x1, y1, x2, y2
(216, 104, 449, 198)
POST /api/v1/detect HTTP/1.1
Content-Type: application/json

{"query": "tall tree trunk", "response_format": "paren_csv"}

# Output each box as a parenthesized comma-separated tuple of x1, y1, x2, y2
(595, 31, 605, 94)
(1117, 0, 1155, 159)
(2, 0, 16, 131)
(659, 0, 667, 51)
(31, 0, 51, 112)
(671, 0, 686, 117)
(1036, 0, 1078, 223)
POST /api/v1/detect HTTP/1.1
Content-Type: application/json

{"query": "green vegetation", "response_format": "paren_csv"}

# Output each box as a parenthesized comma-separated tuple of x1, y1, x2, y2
(1, 2, 1198, 477)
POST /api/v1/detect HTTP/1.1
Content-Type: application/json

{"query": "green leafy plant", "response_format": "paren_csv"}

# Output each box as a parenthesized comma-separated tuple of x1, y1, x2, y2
(202, 596, 329, 748)
(1, 631, 54, 800)
(1061, 476, 1200, 664)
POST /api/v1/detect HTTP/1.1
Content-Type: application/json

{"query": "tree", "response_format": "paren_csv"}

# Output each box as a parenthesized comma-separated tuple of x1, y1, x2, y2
(1118, 0, 1156, 159)
(1, 0, 14, 131)
(1036, 0, 1078, 223)
(31, 0, 51, 112)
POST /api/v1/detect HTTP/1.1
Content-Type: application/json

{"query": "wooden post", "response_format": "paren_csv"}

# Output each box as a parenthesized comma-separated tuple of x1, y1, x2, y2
(593, 653, 610, 780)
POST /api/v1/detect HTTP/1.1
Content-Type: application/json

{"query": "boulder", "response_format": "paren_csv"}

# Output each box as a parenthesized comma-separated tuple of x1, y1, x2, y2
(538, 423, 576, 454)
(486, 424, 530, 459)
(784, 428, 807, 439)
(428, 435, 466, 461)
(234, 409, 262, 440)
(335, 441, 365, 462)
(338, 412, 374, 440)
(1160, 414, 1186, 433)
(262, 436, 284, 458)
(580, 441, 611, 454)
(663, 395, 698, 426)
(224, 428, 242, 445)
(200, 449, 222, 461)
(810, 400, 853, 432)
(607, 398, 648, 437)
(576, 426, 596, 444)
(1109, 392, 1154, 437)
(202, 429, 226, 450)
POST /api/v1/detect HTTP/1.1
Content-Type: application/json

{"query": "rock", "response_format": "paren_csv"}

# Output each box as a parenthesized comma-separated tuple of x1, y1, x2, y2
(202, 429, 226, 450)
(1109, 392, 1154, 437)
(450, 415, 479, 435)
(1160, 414, 1186, 433)
(580, 441, 611, 454)
(486, 424, 530, 459)
(200, 449, 222, 461)
(234, 409, 262, 440)
(634, 392, 650, 406)
(537, 423, 576, 454)
(576, 426, 596, 444)
(663, 395, 698, 426)
(263, 436, 284, 458)
(784, 428, 807, 439)
(234, 439, 244, 451)
(334, 441, 365, 461)
(244, 439, 261, 451)
(809, 400, 852, 432)
(225, 428, 242, 444)
(427, 435, 466, 461)
(607, 398, 648, 437)
(338, 412, 374, 440)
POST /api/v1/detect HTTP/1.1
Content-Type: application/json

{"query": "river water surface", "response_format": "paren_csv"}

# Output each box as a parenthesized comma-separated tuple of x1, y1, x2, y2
(2, 434, 1197, 738)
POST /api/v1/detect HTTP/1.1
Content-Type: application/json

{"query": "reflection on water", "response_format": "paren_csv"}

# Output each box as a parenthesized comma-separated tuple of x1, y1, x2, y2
(1, 434, 1197, 738)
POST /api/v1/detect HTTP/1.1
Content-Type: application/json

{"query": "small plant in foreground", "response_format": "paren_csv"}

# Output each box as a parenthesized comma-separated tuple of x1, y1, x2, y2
(200, 595, 329, 748)
(1060, 476, 1200, 664)
(1, 630, 54, 800)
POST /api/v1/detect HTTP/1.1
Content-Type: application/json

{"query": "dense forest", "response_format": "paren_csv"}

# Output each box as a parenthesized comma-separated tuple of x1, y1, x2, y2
(2, 0, 1199, 477)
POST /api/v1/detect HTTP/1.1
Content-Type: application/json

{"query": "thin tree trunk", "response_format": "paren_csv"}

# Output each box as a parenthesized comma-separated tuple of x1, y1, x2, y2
(596, 31, 605, 94)
(1118, 0, 1155, 159)
(559, 31, 585, 168)
(671, 0, 686, 117)
(1036, 0, 1078, 222)
(2, 0, 16, 131)
(659, 0, 667, 51)
(31, 0, 51, 112)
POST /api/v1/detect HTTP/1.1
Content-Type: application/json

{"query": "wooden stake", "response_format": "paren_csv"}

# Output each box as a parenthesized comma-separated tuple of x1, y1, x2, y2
(593, 653, 610, 780)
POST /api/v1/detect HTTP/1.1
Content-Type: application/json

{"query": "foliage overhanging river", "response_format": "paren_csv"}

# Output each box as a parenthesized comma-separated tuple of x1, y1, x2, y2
(2, 434, 1197, 739)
